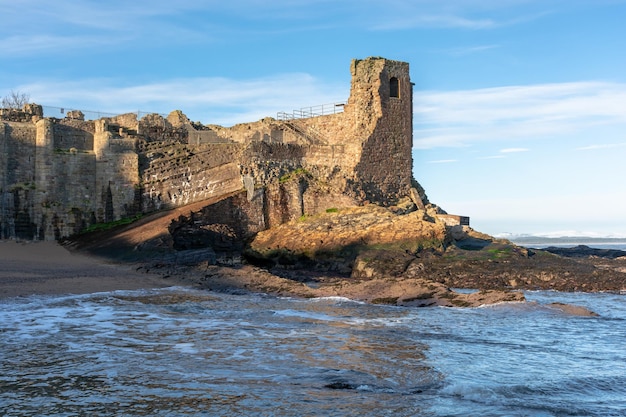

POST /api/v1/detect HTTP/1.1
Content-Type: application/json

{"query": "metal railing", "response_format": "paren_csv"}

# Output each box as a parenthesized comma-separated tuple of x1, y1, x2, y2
(42, 105, 167, 121)
(10, 102, 344, 123)
(277, 102, 345, 120)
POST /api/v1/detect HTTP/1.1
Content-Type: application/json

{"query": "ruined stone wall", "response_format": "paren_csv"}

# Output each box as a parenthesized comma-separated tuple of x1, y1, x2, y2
(93, 121, 140, 225)
(221, 119, 318, 146)
(238, 139, 362, 224)
(353, 59, 414, 204)
(53, 121, 94, 151)
(39, 152, 98, 239)
(138, 114, 186, 143)
(0, 103, 43, 123)
(0, 57, 421, 240)
(139, 141, 245, 212)
(0, 122, 37, 239)
(1, 122, 36, 189)
(95, 152, 138, 223)
(125, 57, 414, 226)
(0, 117, 143, 240)
(144, 58, 415, 232)
(111, 113, 139, 131)
(32, 119, 99, 240)
(286, 58, 415, 206)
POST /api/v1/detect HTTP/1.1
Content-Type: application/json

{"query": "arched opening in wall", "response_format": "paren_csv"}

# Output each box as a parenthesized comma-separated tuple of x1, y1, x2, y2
(390, 77, 399, 98)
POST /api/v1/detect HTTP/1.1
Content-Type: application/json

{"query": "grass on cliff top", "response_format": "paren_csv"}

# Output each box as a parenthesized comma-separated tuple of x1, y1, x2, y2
(81, 214, 144, 234)
(279, 168, 310, 183)
(442, 242, 531, 262)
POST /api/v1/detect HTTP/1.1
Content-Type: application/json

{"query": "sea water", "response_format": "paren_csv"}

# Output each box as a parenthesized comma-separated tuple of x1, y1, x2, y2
(1, 288, 624, 416)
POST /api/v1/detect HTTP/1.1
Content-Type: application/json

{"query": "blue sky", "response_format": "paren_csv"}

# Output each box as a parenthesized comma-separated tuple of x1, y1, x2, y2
(1, 0, 625, 237)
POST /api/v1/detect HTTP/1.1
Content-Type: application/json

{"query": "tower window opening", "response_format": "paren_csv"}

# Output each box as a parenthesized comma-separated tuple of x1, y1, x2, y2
(390, 77, 399, 98)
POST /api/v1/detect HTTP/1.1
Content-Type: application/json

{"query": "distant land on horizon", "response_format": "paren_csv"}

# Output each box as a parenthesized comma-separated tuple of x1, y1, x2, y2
(503, 234, 626, 248)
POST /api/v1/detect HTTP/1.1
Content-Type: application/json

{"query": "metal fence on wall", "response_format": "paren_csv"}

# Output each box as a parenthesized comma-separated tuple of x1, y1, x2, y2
(42, 105, 167, 121)
(277, 102, 345, 120)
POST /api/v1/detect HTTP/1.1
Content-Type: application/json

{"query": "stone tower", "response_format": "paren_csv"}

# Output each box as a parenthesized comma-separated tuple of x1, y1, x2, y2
(293, 57, 419, 207)
(344, 57, 414, 205)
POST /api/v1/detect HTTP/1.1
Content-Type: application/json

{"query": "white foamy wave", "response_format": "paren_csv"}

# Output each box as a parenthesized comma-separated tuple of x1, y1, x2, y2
(477, 299, 527, 309)
(441, 381, 500, 403)
(272, 309, 341, 322)
(309, 296, 365, 304)
(173, 342, 198, 354)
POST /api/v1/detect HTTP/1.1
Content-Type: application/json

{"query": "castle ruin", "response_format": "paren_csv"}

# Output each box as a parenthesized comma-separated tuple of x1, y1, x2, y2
(1, 57, 436, 242)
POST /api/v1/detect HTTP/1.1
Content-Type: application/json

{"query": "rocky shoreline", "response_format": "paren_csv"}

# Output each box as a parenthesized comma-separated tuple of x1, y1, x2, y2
(539, 244, 626, 259)
(60, 201, 624, 316)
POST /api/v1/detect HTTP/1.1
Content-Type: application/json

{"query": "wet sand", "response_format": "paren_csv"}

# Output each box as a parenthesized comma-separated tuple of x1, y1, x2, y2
(0, 240, 187, 299)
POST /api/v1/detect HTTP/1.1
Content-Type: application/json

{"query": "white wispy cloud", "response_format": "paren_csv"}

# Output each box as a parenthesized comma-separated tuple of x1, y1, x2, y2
(366, 0, 561, 31)
(414, 81, 626, 149)
(500, 148, 529, 153)
(373, 14, 497, 30)
(0, 35, 125, 56)
(575, 142, 626, 151)
(2, 1, 214, 30)
(442, 44, 501, 56)
(0, 1, 228, 57)
(428, 159, 458, 164)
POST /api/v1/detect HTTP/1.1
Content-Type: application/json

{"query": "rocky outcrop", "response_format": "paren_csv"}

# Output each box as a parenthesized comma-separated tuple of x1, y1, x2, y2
(239, 202, 625, 296)
(193, 264, 525, 308)
(546, 302, 599, 317)
(233, 202, 525, 306)
(246, 202, 447, 271)
(420, 242, 626, 293)
(540, 245, 626, 259)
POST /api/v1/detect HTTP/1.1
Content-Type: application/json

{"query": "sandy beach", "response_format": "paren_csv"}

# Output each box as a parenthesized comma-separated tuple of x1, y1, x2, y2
(0, 240, 187, 299)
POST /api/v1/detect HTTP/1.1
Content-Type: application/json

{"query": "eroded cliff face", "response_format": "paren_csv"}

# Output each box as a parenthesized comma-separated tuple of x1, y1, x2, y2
(247, 204, 447, 267)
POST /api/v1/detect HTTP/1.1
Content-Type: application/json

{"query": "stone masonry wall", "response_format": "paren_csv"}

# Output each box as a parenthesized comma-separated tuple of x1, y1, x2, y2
(294, 58, 415, 205)
(139, 141, 245, 212)
(353, 59, 414, 204)
(0, 116, 141, 240)
(53, 122, 94, 151)
(33, 119, 100, 240)
(94, 121, 140, 225)
(0, 121, 37, 239)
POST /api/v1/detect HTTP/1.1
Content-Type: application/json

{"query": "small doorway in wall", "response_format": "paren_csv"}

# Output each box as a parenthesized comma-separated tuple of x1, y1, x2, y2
(390, 77, 399, 98)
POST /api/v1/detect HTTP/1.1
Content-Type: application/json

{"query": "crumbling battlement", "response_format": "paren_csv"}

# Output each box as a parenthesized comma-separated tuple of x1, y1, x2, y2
(1, 57, 426, 240)
(0, 103, 44, 123)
